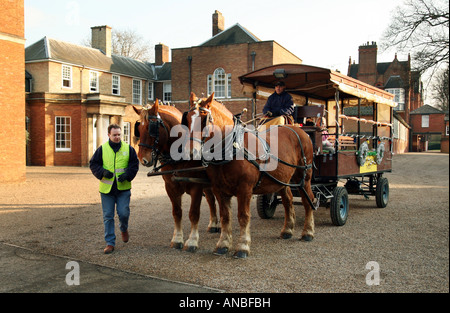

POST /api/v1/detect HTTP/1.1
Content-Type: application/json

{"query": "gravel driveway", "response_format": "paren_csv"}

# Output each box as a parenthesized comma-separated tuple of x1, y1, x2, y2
(0, 152, 448, 293)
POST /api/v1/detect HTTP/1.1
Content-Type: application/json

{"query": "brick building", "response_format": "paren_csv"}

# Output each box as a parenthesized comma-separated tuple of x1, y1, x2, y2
(348, 41, 424, 152)
(0, 0, 26, 182)
(410, 105, 447, 152)
(25, 26, 171, 166)
(172, 10, 302, 117)
(25, 11, 304, 167)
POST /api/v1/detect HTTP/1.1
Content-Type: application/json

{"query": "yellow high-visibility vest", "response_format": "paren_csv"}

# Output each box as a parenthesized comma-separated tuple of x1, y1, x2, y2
(99, 141, 131, 194)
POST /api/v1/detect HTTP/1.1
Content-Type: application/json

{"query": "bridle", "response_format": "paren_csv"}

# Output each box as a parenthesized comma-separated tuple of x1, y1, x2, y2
(137, 113, 169, 167)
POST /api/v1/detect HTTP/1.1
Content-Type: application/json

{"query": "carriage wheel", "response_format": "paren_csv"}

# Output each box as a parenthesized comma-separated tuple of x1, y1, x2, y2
(330, 187, 349, 226)
(256, 193, 278, 219)
(376, 177, 389, 208)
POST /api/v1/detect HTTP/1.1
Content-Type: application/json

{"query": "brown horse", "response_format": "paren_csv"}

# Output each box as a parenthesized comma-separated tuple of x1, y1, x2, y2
(186, 92, 315, 258)
(133, 99, 219, 252)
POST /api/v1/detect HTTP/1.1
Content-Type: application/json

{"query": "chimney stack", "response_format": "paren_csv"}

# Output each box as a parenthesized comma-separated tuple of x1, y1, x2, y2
(357, 41, 378, 85)
(212, 10, 224, 36)
(91, 25, 112, 57)
(155, 43, 169, 66)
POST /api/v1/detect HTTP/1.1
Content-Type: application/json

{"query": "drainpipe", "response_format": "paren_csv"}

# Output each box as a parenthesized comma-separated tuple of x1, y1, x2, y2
(187, 55, 192, 96)
(80, 65, 85, 94)
(250, 51, 256, 123)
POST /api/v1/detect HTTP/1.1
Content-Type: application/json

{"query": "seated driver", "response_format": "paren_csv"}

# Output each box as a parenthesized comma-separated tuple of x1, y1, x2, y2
(261, 81, 295, 126)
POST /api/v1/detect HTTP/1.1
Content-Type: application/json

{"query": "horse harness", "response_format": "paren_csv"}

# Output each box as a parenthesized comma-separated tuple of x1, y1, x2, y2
(136, 113, 172, 170)
(191, 106, 313, 190)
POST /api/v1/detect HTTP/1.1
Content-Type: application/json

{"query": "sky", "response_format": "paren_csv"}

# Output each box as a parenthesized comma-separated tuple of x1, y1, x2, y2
(24, 0, 406, 74)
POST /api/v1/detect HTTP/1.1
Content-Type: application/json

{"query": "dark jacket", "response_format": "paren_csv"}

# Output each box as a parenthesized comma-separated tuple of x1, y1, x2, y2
(262, 91, 295, 116)
(89, 140, 139, 195)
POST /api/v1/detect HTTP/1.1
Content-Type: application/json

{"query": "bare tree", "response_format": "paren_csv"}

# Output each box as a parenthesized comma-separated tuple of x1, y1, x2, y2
(381, 0, 449, 76)
(82, 27, 154, 62)
(111, 28, 153, 61)
(431, 66, 449, 111)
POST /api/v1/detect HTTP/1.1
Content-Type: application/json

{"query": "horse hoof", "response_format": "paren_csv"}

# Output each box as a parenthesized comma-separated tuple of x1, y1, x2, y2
(171, 242, 184, 250)
(213, 247, 228, 256)
(280, 232, 292, 239)
(301, 235, 313, 242)
(186, 246, 198, 253)
(208, 227, 221, 233)
(233, 251, 248, 259)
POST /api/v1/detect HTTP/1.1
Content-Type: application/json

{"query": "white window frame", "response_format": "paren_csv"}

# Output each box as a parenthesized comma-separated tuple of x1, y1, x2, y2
(421, 115, 429, 128)
(123, 122, 131, 144)
(62, 65, 72, 89)
(446, 125, 449, 136)
(207, 68, 231, 99)
(89, 71, 99, 92)
(132, 79, 142, 105)
(163, 82, 172, 102)
(112, 75, 120, 95)
(148, 81, 154, 100)
(55, 116, 72, 152)
(386, 88, 405, 111)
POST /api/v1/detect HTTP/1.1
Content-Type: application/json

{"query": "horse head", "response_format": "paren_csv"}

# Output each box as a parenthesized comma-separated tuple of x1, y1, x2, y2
(185, 92, 228, 160)
(133, 98, 181, 167)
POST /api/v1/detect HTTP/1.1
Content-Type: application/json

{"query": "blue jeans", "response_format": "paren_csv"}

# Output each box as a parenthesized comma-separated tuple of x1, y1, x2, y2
(100, 190, 131, 246)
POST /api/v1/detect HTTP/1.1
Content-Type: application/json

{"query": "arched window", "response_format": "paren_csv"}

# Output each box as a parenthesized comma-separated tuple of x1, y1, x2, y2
(207, 68, 231, 98)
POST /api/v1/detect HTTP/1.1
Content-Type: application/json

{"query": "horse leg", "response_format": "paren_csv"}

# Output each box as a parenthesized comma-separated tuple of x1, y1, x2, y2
(214, 194, 232, 255)
(299, 180, 315, 241)
(234, 190, 253, 258)
(204, 188, 220, 233)
(184, 186, 203, 252)
(279, 186, 296, 239)
(167, 188, 184, 249)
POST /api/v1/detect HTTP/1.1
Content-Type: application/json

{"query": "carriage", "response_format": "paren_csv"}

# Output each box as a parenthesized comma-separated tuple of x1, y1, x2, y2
(238, 64, 395, 226)
(135, 63, 396, 257)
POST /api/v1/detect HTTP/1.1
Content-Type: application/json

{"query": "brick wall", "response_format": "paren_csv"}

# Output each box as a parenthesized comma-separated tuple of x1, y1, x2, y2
(0, 0, 26, 182)
(172, 41, 301, 117)
(410, 113, 445, 134)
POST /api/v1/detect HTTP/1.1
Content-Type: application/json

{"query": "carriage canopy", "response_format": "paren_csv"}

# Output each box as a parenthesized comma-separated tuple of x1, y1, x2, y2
(238, 63, 397, 108)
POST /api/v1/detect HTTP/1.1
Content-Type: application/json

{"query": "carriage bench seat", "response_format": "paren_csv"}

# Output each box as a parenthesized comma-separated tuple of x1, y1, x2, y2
(327, 135, 357, 150)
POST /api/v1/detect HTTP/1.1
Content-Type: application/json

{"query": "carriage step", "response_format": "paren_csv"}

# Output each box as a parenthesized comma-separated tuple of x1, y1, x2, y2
(311, 185, 334, 199)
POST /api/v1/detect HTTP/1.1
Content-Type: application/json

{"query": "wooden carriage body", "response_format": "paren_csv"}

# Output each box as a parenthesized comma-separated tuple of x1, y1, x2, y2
(239, 64, 396, 224)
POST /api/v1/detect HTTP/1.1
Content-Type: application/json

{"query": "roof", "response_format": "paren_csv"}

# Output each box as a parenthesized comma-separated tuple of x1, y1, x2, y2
(410, 104, 444, 115)
(25, 37, 169, 81)
(348, 61, 409, 79)
(239, 63, 396, 107)
(200, 23, 260, 46)
(384, 75, 404, 89)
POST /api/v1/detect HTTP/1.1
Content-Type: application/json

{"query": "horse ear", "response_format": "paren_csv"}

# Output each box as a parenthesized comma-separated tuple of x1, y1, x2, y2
(205, 92, 214, 104)
(133, 106, 142, 115)
(151, 98, 159, 114)
(189, 92, 198, 108)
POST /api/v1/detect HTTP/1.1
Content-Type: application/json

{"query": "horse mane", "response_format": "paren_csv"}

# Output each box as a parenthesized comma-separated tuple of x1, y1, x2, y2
(208, 99, 234, 126)
(139, 103, 183, 125)
(158, 105, 183, 123)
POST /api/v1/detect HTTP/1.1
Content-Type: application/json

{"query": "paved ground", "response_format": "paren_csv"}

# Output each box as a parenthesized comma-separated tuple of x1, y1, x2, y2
(0, 242, 221, 293)
(0, 152, 448, 293)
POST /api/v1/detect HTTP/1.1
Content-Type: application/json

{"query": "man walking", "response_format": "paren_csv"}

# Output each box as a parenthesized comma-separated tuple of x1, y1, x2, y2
(90, 124, 139, 254)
